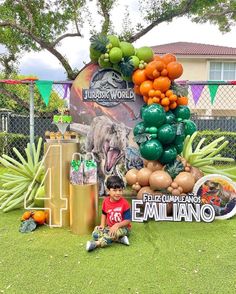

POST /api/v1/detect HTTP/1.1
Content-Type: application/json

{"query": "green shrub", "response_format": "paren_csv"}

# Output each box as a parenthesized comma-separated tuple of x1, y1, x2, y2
(194, 130, 236, 160)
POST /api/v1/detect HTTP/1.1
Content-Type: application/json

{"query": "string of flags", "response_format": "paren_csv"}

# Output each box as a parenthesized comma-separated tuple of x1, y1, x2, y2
(0, 78, 72, 106)
(0, 78, 235, 106)
(189, 84, 219, 105)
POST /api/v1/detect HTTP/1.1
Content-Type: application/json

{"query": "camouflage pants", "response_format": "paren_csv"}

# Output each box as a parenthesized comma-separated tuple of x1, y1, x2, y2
(92, 226, 130, 248)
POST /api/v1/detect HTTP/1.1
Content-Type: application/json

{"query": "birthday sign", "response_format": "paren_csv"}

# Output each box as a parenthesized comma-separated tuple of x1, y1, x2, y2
(132, 193, 215, 223)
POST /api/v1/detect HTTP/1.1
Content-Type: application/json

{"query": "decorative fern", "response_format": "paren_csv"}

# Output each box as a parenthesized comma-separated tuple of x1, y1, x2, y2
(118, 57, 134, 77)
(171, 81, 188, 97)
(135, 133, 152, 144)
(90, 34, 109, 54)
(164, 159, 185, 179)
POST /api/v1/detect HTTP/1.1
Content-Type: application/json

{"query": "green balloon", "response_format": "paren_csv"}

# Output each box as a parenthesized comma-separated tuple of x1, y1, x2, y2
(149, 126, 158, 134)
(165, 111, 176, 124)
(142, 104, 166, 128)
(157, 124, 176, 145)
(174, 106, 191, 120)
(175, 142, 184, 154)
(140, 139, 163, 161)
(159, 146, 177, 164)
(133, 121, 146, 136)
(184, 120, 197, 136)
(174, 135, 185, 145)
(140, 104, 147, 119)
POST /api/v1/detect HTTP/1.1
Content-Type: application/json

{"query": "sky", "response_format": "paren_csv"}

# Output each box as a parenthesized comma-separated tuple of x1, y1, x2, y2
(16, 3, 236, 81)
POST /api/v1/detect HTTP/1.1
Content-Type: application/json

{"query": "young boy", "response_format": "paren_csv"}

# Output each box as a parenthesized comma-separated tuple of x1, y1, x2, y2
(86, 176, 131, 252)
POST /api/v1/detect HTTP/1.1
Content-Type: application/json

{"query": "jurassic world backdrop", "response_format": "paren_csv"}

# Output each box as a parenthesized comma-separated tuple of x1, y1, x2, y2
(70, 63, 144, 195)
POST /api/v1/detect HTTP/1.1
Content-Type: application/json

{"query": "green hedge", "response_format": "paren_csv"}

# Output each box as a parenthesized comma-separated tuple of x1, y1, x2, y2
(194, 130, 236, 160)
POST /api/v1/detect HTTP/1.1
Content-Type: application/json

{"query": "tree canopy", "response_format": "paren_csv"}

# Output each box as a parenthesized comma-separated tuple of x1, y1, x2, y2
(0, 0, 236, 80)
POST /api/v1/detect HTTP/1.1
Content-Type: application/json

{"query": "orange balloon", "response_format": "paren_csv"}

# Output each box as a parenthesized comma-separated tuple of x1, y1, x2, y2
(169, 101, 177, 109)
(153, 76, 171, 93)
(134, 84, 141, 95)
(140, 80, 153, 96)
(161, 98, 170, 106)
(152, 97, 160, 103)
(167, 61, 183, 80)
(145, 61, 158, 79)
(161, 53, 177, 65)
(148, 89, 156, 97)
(155, 61, 165, 72)
(132, 69, 147, 85)
(177, 96, 188, 105)
(161, 69, 168, 76)
(169, 94, 177, 102)
(154, 90, 162, 97)
(143, 96, 149, 103)
(147, 98, 154, 105)
(165, 90, 173, 97)
(153, 69, 160, 78)
(154, 55, 162, 62)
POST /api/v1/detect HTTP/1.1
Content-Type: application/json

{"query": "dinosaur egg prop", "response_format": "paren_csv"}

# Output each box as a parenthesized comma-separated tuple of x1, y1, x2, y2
(137, 168, 152, 186)
(146, 161, 163, 172)
(149, 170, 172, 190)
(132, 183, 142, 191)
(125, 169, 138, 185)
(137, 186, 155, 200)
(174, 172, 195, 193)
(143, 159, 149, 167)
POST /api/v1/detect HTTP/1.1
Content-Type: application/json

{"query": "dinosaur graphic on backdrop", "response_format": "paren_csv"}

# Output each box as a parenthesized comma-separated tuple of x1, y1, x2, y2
(71, 115, 142, 195)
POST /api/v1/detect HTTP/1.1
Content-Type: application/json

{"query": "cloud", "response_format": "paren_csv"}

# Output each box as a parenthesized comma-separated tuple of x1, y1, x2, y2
(20, 54, 66, 80)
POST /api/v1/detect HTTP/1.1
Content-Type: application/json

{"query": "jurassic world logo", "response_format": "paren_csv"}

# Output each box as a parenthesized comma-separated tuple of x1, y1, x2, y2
(82, 69, 135, 107)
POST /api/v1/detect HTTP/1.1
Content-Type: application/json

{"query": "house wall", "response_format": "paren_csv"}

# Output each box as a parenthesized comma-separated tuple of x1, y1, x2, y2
(177, 58, 208, 81)
(174, 57, 236, 116)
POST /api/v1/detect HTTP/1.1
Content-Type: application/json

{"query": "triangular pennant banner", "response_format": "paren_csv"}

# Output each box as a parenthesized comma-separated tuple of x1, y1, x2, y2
(208, 84, 219, 105)
(35, 80, 53, 106)
(63, 83, 72, 99)
(190, 84, 204, 105)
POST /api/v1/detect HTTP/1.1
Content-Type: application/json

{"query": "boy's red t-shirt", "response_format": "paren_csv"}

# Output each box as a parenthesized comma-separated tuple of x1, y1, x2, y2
(102, 196, 131, 228)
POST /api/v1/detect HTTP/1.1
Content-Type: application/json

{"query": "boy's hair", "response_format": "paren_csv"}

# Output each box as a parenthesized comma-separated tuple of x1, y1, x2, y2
(106, 176, 125, 190)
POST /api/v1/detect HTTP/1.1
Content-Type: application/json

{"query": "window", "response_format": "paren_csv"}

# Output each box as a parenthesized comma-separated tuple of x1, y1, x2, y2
(209, 62, 236, 80)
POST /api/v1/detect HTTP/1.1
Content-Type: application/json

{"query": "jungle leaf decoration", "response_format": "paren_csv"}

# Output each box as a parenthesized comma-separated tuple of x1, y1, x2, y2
(90, 34, 109, 53)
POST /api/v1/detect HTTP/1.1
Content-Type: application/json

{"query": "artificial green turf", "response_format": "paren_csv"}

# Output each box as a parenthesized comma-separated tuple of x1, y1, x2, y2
(1, 208, 236, 294)
(1, 165, 236, 293)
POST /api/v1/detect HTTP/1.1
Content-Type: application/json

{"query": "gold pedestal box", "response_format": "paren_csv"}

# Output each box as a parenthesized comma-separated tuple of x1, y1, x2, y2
(44, 142, 79, 227)
(70, 184, 98, 235)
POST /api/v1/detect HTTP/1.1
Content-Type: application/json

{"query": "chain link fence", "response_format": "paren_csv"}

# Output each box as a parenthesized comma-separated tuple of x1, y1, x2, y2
(0, 80, 236, 160)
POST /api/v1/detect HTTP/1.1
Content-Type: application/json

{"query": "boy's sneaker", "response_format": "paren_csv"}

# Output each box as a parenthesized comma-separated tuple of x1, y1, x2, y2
(86, 241, 97, 252)
(117, 236, 129, 246)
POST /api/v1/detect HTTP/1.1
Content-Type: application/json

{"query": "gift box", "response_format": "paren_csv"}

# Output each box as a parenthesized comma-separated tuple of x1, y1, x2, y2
(70, 153, 84, 185)
(83, 153, 97, 184)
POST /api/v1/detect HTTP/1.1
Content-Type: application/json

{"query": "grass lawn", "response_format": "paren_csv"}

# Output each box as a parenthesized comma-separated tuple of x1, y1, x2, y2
(1, 209, 236, 294)
(1, 165, 236, 293)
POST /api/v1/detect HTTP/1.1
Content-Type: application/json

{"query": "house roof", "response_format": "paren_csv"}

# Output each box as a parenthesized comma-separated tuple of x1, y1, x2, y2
(151, 42, 236, 56)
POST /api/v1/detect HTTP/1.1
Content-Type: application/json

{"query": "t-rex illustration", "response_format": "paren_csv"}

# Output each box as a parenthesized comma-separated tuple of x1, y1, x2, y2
(86, 115, 130, 195)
